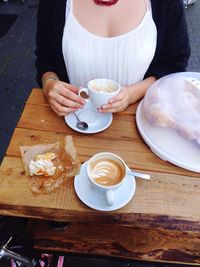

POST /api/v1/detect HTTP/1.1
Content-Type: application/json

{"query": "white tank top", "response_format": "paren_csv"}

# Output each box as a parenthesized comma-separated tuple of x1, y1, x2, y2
(62, 0, 157, 87)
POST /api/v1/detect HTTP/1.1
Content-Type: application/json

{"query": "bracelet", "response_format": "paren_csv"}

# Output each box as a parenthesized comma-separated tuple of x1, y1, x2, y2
(42, 76, 59, 87)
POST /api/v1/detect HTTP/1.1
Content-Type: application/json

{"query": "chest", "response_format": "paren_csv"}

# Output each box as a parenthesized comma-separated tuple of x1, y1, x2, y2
(72, 0, 147, 37)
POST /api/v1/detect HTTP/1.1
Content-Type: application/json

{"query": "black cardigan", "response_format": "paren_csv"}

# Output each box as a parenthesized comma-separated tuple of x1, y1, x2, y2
(35, 0, 191, 87)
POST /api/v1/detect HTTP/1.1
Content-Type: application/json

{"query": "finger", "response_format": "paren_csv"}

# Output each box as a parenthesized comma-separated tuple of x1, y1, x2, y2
(99, 100, 126, 113)
(63, 83, 79, 94)
(55, 94, 84, 109)
(50, 100, 79, 116)
(102, 100, 123, 110)
(57, 109, 78, 116)
(57, 107, 80, 117)
(51, 106, 68, 117)
(59, 85, 85, 105)
(109, 92, 124, 104)
(49, 85, 85, 107)
(99, 106, 124, 113)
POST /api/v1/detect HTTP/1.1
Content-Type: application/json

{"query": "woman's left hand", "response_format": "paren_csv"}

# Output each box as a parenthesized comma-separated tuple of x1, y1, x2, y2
(98, 87, 131, 113)
(98, 77, 157, 113)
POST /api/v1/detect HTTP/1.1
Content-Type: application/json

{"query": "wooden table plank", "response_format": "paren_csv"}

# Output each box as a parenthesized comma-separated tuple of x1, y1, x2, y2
(1, 156, 200, 230)
(17, 103, 138, 142)
(7, 127, 200, 177)
(26, 88, 48, 106)
(27, 219, 200, 265)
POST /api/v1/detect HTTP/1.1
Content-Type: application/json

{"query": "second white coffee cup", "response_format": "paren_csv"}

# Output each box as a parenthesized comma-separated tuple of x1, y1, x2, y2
(87, 152, 128, 206)
(79, 78, 121, 109)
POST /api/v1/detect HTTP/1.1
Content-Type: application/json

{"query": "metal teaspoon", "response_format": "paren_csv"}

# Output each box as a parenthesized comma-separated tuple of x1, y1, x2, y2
(127, 170, 150, 180)
(73, 112, 88, 131)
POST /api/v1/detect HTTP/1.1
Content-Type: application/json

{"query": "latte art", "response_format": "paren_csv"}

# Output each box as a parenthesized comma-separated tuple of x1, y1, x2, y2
(90, 158, 125, 186)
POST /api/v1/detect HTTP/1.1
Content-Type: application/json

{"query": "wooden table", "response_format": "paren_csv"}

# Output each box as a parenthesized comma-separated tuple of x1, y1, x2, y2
(1, 89, 200, 265)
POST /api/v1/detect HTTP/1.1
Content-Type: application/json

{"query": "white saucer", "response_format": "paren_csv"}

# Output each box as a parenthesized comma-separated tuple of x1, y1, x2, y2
(136, 100, 200, 172)
(64, 101, 113, 134)
(74, 161, 136, 211)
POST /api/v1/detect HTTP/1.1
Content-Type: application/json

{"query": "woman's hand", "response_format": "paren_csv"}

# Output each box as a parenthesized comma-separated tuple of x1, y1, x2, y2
(98, 87, 131, 113)
(43, 79, 86, 116)
(98, 77, 157, 113)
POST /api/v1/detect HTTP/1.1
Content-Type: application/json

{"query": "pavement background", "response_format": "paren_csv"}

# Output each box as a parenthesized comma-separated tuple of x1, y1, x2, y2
(185, 0, 200, 72)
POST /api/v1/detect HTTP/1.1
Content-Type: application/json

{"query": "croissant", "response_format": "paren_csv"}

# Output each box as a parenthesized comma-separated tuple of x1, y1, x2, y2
(143, 76, 200, 145)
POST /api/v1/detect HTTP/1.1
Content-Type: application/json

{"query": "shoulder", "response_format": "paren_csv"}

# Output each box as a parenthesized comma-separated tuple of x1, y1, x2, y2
(151, 0, 184, 8)
(38, 0, 67, 12)
(151, 0, 185, 16)
(37, 0, 67, 23)
(151, 0, 185, 28)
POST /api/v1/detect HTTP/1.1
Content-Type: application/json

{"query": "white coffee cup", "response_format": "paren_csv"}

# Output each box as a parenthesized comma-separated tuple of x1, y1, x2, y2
(87, 152, 128, 206)
(79, 78, 121, 109)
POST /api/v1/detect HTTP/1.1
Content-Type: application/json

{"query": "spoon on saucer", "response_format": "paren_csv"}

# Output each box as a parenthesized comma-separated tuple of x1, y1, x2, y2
(73, 112, 88, 131)
(127, 170, 150, 180)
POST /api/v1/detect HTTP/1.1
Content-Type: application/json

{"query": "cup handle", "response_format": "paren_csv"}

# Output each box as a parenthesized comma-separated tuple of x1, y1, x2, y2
(106, 190, 115, 206)
(78, 88, 90, 101)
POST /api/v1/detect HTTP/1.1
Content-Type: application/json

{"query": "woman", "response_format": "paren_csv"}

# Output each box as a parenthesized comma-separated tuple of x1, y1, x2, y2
(35, 0, 190, 116)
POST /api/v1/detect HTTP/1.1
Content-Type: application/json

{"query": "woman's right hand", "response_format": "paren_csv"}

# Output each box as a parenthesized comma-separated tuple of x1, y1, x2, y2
(43, 79, 86, 116)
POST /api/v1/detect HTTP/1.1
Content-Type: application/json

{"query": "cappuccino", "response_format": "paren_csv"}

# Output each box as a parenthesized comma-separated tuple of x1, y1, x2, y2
(89, 158, 125, 186)
(79, 79, 121, 109)
(90, 83, 117, 93)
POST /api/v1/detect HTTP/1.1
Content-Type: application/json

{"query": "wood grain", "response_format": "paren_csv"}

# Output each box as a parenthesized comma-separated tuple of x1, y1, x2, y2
(17, 103, 139, 142)
(26, 88, 48, 105)
(1, 88, 200, 265)
(1, 156, 200, 230)
(26, 219, 200, 265)
(7, 127, 197, 177)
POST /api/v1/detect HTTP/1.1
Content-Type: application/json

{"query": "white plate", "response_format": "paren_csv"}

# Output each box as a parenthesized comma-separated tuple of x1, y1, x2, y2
(74, 161, 136, 211)
(64, 101, 113, 134)
(136, 100, 200, 172)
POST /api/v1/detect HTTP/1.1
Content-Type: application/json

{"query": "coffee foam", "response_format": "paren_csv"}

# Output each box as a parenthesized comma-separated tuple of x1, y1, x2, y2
(89, 158, 125, 186)
(90, 83, 117, 93)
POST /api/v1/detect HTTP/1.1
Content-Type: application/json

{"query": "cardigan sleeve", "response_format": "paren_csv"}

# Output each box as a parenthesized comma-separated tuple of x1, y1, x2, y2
(35, 0, 57, 87)
(145, 0, 191, 79)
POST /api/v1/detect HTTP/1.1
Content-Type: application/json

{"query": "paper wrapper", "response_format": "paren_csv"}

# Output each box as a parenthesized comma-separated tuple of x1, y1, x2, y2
(20, 135, 81, 193)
